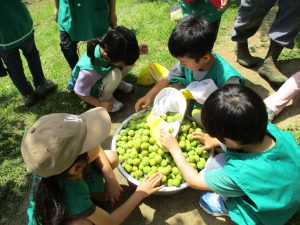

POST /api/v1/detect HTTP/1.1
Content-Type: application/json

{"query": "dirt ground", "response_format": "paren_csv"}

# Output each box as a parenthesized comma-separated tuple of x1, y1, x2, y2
(9, 6, 299, 225)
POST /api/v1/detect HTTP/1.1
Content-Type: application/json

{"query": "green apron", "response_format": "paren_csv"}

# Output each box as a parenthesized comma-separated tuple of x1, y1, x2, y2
(224, 123, 300, 225)
(170, 53, 244, 87)
(0, 0, 34, 50)
(71, 44, 113, 97)
(58, 0, 110, 41)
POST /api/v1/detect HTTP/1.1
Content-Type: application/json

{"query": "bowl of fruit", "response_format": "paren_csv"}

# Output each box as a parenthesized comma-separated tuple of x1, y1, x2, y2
(111, 110, 212, 195)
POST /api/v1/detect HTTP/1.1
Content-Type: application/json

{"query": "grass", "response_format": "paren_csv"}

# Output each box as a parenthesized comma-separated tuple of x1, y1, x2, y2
(0, 0, 299, 223)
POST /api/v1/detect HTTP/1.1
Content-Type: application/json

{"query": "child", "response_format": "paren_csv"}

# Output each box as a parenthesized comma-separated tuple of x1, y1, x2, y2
(160, 84, 300, 225)
(22, 107, 163, 225)
(264, 71, 300, 120)
(54, 0, 135, 93)
(179, 0, 228, 29)
(0, 0, 57, 107)
(72, 26, 141, 112)
(135, 16, 244, 120)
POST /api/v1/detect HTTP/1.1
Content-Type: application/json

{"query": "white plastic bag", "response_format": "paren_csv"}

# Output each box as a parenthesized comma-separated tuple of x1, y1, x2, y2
(147, 87, 187, 144)
(181, 79, 217, 104)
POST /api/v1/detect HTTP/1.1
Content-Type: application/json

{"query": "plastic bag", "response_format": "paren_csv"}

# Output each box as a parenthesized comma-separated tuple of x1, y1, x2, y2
(147, 87, 187, 145)
(180, 79, 217, 104)
(137, 63, 169, 86)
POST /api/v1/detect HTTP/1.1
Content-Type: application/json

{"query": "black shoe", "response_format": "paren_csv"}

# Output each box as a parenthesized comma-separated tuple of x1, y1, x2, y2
(35, 80, 57, 98)
(24, 92, 36, 107)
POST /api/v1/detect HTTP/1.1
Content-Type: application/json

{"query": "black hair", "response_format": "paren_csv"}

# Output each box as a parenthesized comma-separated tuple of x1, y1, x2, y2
(201, 84, 268, 145)
(34, 153, 88, 225)
(168, 15, 218, 61)
(87, 26, 139, 66)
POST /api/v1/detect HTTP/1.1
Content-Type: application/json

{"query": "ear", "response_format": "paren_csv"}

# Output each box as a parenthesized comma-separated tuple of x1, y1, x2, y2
(100, 47, 109, 59)
(224, 137, 241, 149)
(68, 161, 85, 176)
(202, 53, 211, 64)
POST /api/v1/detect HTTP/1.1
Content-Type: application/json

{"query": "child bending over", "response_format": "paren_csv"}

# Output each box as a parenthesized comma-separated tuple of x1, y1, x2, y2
(72, 26, 143, 112)
(160, 84, 300, 225)
(135, 16, 244, 122)
(22, 107, 162, 225)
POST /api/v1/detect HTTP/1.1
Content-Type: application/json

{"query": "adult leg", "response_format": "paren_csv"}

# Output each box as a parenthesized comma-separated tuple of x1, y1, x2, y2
(59, 31, 79, 70)
(20, 35, 46, 86)
(232, 0, 276, 67)
(21, 36, 57, 98)
(258, 0, 300, 85)
(0, 45, 35, 106)
(0, 56, 7, 77)
(264, 71, 300, 119)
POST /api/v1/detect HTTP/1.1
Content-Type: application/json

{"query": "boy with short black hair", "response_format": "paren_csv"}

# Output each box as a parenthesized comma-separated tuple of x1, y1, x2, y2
(160, 84, 300, 225)
(135, 16, 244, 116)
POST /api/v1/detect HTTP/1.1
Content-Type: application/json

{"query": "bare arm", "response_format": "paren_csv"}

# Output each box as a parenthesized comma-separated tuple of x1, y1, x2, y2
(108, 0, 117, 27)
(95, 148, 122, 206)
(135, 78, 169, 112)
(160, 130, 211, 190)
(87, 173, 162, 225)
(53, 0, 59, 22)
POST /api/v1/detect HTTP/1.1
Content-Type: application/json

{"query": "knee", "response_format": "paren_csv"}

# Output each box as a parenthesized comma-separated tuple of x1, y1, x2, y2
(104, 150, 119, 169)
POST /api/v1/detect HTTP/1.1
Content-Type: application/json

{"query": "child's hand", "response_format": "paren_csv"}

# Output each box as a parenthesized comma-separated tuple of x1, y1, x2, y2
(218, 0, 228, 10)
(160, 130, 181, 154)
(136, 172, 163, 197)
(105, 177, 123, 206)
(139, 44, 149, 55)
(192, 132, 221, 150)
(53, 8, 58, 22)
(135, 95, 152, 112)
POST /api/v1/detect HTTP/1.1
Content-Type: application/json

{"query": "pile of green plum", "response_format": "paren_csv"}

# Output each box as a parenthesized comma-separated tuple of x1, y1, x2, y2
(114, 110, 209, 188)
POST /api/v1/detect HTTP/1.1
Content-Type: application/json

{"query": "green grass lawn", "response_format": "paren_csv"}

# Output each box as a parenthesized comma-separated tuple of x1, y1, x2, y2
(0, 0, 299, 223)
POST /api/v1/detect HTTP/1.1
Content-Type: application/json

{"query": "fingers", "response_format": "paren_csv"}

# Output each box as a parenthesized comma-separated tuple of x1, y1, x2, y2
(192, 132, 206, 140)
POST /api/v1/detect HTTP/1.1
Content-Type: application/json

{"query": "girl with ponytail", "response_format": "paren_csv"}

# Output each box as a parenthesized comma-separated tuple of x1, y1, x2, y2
(71, 26, 143, 112)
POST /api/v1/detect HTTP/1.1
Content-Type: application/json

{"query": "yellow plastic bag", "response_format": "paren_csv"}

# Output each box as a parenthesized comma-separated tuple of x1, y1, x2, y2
(137, 63, 169, 86)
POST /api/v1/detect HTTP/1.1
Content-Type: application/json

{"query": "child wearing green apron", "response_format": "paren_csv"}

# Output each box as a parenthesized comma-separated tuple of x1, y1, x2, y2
(160, 84, 300, 225)
(72, 26, 140, 112)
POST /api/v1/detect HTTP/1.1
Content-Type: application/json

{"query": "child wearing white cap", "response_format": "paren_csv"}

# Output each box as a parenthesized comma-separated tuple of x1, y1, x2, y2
(22, 107, 162, 225)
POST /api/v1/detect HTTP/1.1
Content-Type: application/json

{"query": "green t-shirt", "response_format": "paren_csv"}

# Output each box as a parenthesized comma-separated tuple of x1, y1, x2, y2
(27, 164, 105, 223)
(59, 178, 96, 219)
(58, 0, 109, 41)
(169, 52, 244, 87)
(0, 0, 34, 50)
(180, 0, 224, 23)
(205, 123, 300, 225)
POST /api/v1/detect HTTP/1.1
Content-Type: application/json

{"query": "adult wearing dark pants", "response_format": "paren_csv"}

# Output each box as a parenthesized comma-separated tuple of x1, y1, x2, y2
(54, 0, 123, 90)
(232, 0, 300, 86)
(0, 1, 57, 107)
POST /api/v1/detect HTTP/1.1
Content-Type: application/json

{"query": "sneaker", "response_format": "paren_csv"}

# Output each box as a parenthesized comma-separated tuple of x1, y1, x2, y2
(267, 108, 275, 121)
(258, 57, 288, 86)
(117, 80, 134, 93)
(67, 77, 74, 92)
(23, 92, 36, 107)
(35, 80, 57, 97)
(111, 97, 124, 112)
(199, 192, 228, 217)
